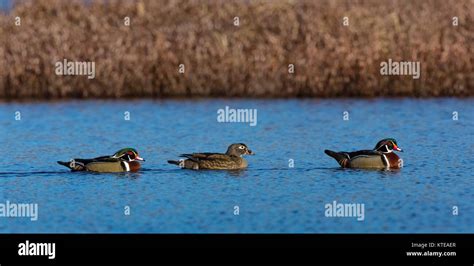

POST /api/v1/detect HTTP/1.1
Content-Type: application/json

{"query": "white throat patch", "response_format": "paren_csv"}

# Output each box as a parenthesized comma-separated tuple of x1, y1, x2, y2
(382, 154, 389, 168)
(123, 161, 130, 172)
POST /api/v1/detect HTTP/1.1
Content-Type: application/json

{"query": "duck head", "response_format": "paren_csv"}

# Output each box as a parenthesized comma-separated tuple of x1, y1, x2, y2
(226, 143, 254, 157)
(374, 138, 403, 153)
(112, 148, 145, 162)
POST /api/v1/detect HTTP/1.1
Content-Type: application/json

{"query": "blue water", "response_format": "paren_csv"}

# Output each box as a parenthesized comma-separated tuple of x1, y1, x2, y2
(0, 0, 11, 11)
(0, 99, 473, 233)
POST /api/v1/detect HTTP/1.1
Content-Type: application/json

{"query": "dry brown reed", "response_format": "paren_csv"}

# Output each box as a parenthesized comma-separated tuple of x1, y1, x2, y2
(1, 0, 473, 99)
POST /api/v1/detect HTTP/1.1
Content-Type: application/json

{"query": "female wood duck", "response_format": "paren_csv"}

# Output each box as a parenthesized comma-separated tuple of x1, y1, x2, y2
(57, 148, 145, 173)
(167, 143, 254, 170)
(324, 138, 403, 169)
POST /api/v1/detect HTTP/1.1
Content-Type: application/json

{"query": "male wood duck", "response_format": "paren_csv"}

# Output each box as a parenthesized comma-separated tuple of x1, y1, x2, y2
(324, 138, 403, 169)
(57, 148, 145, 173)
(167, 143, 254, 170)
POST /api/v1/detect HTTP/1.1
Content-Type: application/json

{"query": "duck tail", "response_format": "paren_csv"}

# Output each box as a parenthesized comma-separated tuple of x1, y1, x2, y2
(57, 160, 85, 171)
(57, 161, 73, 170)
(324, 150, 349, 167)
(167, 160, 180, 165)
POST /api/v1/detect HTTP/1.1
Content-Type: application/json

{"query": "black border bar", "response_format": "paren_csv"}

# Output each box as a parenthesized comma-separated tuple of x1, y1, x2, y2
(0, 234, 472, 265)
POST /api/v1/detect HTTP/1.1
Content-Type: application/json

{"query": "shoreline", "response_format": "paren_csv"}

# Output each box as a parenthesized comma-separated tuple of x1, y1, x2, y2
(1, 95, 473, 103)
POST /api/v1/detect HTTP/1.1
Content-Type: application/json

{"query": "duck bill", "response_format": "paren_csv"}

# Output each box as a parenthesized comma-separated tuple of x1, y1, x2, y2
(136, 156, 145, 161)
(247, 150, 255, 155)
(393, 145, 403, 152)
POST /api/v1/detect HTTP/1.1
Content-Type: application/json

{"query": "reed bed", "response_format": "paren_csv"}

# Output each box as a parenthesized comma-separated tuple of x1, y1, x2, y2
(1, 0, 473, 99)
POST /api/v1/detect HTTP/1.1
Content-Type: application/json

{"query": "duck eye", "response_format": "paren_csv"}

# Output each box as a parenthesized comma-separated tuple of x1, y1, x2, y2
(238, 145, 245, 150)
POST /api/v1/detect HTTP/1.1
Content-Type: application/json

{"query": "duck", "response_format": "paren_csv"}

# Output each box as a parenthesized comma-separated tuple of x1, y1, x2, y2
(167, 143, 254, 170)
(57, 148, 145, 173)
(324, 138, 403, 169)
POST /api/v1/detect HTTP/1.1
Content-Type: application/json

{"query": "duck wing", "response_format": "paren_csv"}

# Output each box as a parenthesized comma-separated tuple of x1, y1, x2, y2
(180, 153, 228, 162)
(72, 156, 120, 165)
(91, 156, 121, 162)
(58, 155, 121, 171)
(345, 150, 383, 159)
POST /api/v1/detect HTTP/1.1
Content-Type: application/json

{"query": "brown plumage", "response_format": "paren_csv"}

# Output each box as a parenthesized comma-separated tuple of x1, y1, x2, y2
(168, 143, 254, 170)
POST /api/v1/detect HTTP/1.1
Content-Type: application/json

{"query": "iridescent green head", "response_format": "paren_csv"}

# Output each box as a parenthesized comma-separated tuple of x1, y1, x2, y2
(112, 148, 145, 162)
(374, 138, 403, 153)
